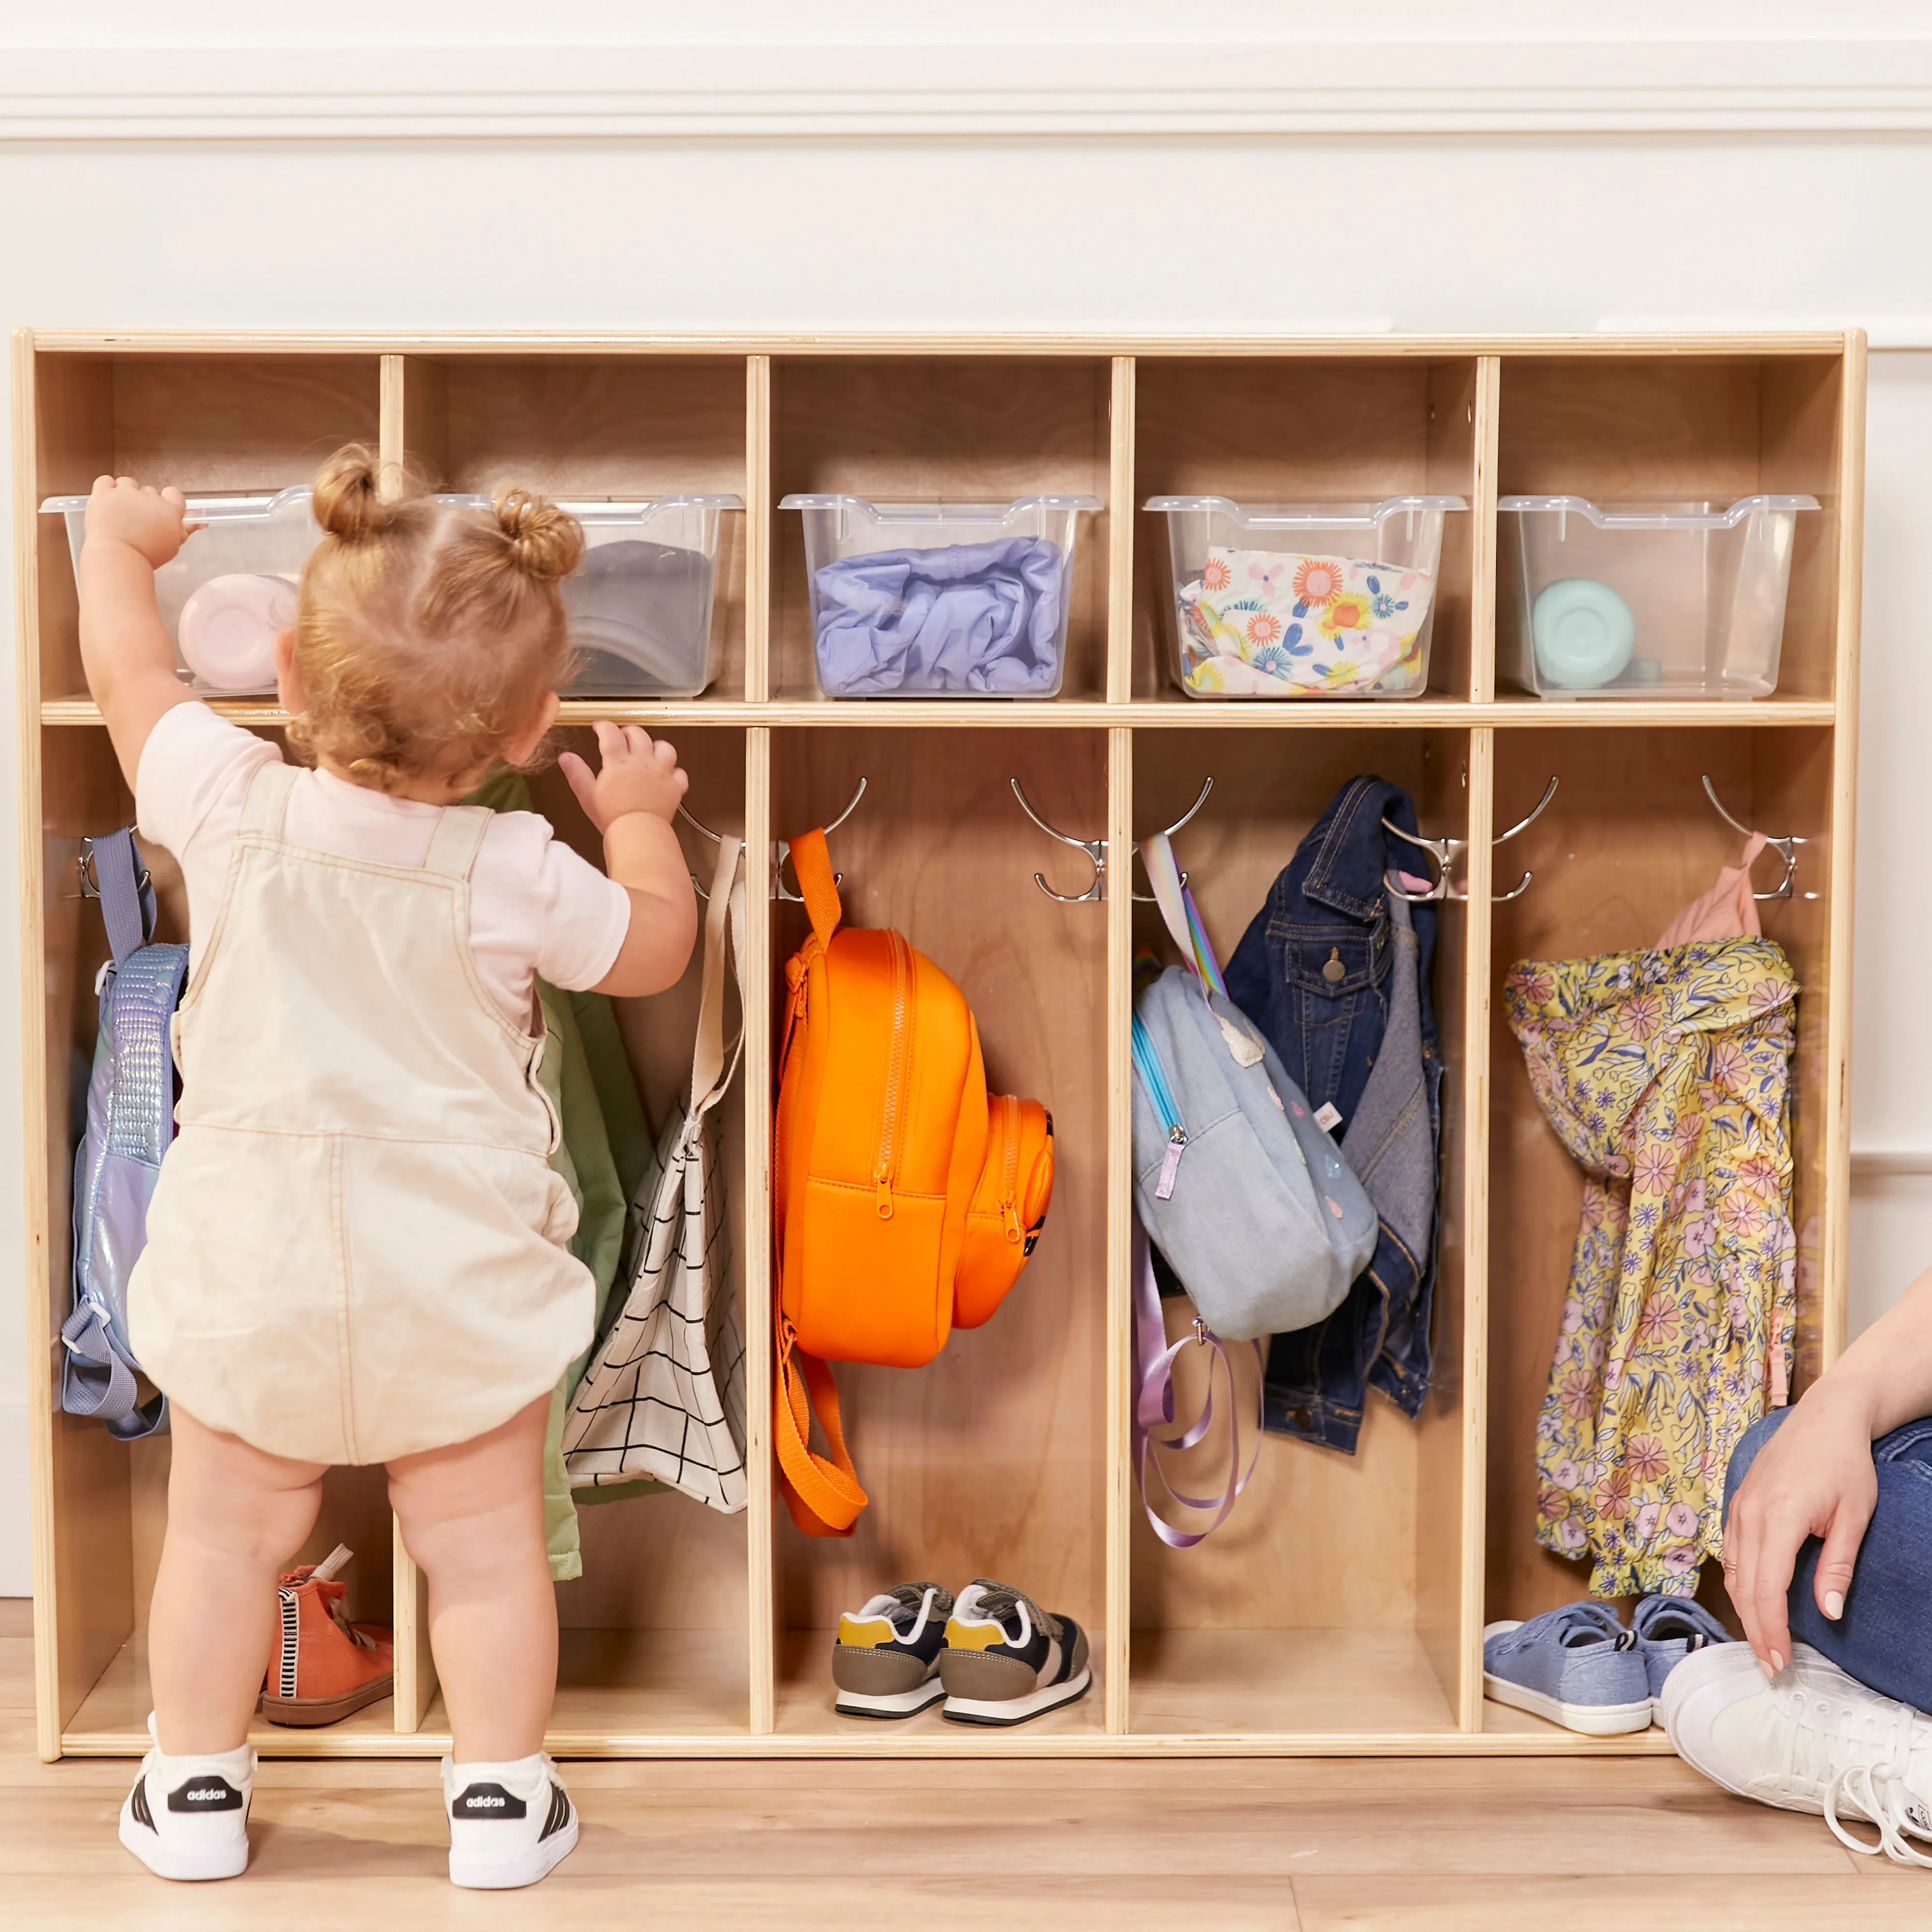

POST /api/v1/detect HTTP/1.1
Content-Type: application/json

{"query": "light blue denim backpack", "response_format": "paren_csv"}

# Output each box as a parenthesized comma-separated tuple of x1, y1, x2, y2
(62, 829, 185, 1440)
(1130, 835, 1377, 1344)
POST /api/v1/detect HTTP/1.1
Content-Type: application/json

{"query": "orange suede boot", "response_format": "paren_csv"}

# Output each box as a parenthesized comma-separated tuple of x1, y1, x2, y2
(259, 1544, 395, 1727)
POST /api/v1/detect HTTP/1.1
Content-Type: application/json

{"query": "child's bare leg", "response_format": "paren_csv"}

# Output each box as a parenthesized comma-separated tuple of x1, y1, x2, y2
(388, 1394, 554, 1762)
(149, 1408, 326, 1754)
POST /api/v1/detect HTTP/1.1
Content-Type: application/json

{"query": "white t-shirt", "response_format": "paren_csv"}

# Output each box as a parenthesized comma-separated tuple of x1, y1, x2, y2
(136, 701, 630, 1030)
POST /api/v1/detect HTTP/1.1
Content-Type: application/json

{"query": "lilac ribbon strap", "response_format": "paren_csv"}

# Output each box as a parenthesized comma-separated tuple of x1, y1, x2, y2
(1131, 1214, 1264, 1548)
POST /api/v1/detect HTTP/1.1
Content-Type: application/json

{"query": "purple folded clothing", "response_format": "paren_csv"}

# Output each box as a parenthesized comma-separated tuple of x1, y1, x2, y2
(811, 537, 1065, 696)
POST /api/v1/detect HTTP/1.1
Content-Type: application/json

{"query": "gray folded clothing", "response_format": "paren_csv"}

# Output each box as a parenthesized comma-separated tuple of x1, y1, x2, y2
(561, 539, 713, 692)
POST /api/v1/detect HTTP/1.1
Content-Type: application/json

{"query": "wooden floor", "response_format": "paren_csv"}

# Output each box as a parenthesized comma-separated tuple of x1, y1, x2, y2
(0, 1600, 1917, 1928)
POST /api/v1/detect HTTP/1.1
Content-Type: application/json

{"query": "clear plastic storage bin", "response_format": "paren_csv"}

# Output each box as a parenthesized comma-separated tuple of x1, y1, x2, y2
(42, 484, 323, 696)
(443, 493, 743, 698)
(1498, 494, 1820, 700)
(780, 493, 1100, 698)
(1145, 496, 1466, 700)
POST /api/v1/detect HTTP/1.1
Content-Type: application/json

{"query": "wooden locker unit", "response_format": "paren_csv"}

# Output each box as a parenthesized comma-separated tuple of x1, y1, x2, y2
(12, 329, 1863, 1763)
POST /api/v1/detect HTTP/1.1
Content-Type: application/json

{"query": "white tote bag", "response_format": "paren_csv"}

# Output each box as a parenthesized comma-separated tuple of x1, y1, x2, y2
(562, 835, 748, 1512)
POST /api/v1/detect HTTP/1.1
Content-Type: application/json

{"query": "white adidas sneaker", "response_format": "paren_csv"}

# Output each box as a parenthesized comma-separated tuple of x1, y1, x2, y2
(442, 1752, 579, 1889)
(116, 1715, 254, 1881)
(1662, 1640, 1932, 1866)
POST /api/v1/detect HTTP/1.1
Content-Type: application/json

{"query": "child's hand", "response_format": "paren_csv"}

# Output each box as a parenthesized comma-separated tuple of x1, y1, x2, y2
(83, 475, 197, 570)
(560, 721, 688, 832)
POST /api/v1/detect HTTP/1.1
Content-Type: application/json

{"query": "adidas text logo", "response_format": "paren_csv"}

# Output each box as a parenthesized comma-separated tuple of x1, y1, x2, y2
(184, 1789, 228, 1803)
(465, 1796, 507, 1808)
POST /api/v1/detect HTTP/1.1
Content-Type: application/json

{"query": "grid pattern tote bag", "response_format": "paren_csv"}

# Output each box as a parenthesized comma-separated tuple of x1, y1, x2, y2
(562, 835, 749, 1512)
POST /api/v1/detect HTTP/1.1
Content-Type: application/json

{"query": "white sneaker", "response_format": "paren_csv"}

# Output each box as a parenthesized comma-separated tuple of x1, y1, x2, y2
(1662, 1640, 1932, 1866)
(442, 1752, 578, 1889)
(116, 1715, 254, 1881)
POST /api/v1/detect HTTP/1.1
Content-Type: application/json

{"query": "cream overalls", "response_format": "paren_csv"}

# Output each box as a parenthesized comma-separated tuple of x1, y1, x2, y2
(129, 760, 591, 1465)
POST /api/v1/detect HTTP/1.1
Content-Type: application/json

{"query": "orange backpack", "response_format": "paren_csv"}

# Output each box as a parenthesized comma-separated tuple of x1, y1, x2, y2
(774, 830, 1053, 1537)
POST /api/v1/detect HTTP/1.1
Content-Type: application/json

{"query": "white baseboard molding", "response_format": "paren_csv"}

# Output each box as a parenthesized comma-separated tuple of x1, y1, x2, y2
(1, 40, 1931, 141)
(1852, 1149, 1932, 1179)
(0, 1404, 29, 1598)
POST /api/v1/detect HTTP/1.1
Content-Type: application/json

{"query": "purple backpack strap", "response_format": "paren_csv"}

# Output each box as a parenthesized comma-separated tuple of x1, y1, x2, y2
(1131, 1213, 1263, 1548)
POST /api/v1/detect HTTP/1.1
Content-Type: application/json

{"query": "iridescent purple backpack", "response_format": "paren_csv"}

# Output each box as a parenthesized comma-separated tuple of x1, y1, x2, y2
(63, 829, 185, 1440)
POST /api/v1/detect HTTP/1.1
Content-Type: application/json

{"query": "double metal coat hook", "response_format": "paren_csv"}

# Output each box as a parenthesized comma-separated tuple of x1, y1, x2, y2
(1383, 776, 1559, 905)
(1701, 775, 1805, 902)
(678, 777, 868, 903)
(1010, 777, 1213, 904)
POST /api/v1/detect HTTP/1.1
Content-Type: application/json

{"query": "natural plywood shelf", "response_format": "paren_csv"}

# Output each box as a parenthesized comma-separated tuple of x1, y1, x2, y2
(15, 329, 1863, 1765)
(61, 1626, 1671, 1760)
(1130, 1629, 1457, 1738)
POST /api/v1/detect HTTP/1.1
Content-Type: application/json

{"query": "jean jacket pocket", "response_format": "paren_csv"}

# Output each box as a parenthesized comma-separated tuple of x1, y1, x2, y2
(1268, 919, 1390, 1000)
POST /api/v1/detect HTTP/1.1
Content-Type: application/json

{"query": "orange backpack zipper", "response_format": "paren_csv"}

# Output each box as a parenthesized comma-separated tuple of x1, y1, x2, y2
(996, 1096, 1023, 1243)
(873, 931, 913, 1218)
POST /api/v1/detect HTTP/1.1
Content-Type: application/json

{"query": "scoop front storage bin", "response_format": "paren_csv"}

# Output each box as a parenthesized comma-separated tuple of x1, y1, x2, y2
(1146, 496, 1466, 700)
(443, 493, 742, 698)
(42, 484, 324, 696)
(780, 494, 1099, 699)
(1498, 494, 1819, 700)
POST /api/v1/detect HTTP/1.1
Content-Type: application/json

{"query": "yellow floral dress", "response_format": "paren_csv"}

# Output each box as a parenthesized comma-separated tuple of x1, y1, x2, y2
(1505, 937, 1797, 1598)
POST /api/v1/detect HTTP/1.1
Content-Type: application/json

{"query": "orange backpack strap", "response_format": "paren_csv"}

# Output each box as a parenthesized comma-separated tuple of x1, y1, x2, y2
(774, 1317, 867, 1537)
(787, 828, 843, 952)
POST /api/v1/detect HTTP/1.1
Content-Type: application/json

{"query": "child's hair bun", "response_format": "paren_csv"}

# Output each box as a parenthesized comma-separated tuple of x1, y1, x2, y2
(493, 487, 584, 586)
(313, 444, 393, 545)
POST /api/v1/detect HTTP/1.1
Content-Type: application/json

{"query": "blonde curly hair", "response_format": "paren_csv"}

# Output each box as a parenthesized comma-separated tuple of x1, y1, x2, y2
(288, 445, 584, 794)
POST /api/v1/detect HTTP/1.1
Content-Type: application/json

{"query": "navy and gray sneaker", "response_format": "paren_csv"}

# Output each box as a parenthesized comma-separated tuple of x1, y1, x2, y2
(1633, 1593, 1736, 1717)
(939, 1579, 1092, 1726)
(833, 1581, 954, 1718)
(1483, 1602, 1653, 1735)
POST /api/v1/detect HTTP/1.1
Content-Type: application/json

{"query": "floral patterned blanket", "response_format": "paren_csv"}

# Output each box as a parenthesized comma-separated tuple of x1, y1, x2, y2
(1505, 937, 1797, 1598)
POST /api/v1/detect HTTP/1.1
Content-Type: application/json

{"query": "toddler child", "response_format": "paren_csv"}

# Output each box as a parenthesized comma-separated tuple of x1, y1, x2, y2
(79, 448, 697, 1888)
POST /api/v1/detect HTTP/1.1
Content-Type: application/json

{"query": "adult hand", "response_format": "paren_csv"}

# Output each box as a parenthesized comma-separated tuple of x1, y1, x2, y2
(1724, 1383, 1877, 1675)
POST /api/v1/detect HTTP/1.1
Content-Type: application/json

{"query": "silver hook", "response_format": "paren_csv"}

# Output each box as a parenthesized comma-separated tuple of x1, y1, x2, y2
(1384, 777, 1557, 905)
(675, 801, 724, 901)
(775, 778, 867, 904)
(76, 836, 151, 902)
(1011, 778, 1106, 903)
(1701, 775, 1803, 902)
(1010, 777, 1213, 904)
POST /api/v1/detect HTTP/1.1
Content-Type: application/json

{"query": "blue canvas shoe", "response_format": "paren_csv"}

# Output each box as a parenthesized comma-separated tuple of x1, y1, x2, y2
(1633, 1594, 1736, 1717)
(1483, 1602, 1653, 1735)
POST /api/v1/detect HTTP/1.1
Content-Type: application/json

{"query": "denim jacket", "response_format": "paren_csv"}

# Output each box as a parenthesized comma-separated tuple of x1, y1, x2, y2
(1224, 776, 1441, 1453)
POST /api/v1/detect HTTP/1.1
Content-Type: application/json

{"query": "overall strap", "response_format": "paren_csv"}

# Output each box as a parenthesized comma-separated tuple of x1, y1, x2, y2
(422, 804, 492, 882)
(236, 759, 301, 842)
(689, 837, 748, 1120)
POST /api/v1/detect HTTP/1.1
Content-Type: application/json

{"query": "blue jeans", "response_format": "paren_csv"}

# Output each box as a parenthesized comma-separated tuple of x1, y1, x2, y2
(1726, 1407, 1932, 1714)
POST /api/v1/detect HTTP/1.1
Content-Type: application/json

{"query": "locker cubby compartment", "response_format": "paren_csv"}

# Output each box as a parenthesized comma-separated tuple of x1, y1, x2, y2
(1126, 727, 1477, 1737)
(29, 353, 383, 706)
(1130, 357, 1482, 705)
(392, 355, 752, 704)
(769, 357, 1114, 706)
(508, 725, 755, 1741)
(1494, 354, 1846, 705)
(1481, 724, 1836, 1737)
(767, 727, 1109, 1736)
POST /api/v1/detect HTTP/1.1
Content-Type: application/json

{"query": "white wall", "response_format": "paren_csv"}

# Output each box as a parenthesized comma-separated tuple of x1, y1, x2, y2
(3, 16, 1931, 1590)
